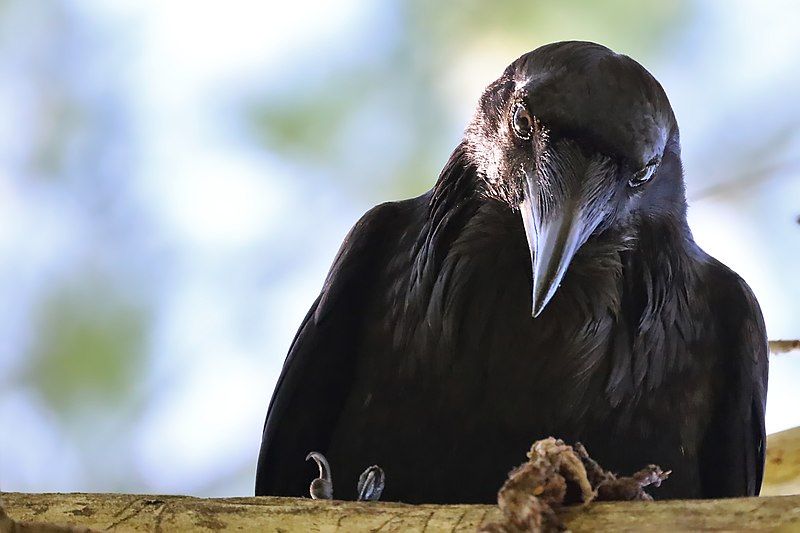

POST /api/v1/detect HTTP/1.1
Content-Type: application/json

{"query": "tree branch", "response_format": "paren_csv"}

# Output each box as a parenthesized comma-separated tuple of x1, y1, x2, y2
(769, 340, 800, 354)
(1, 491, 798, 532)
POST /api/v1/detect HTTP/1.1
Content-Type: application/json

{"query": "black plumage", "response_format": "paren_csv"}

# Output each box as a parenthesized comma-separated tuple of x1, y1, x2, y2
(255, 41, 768, 503)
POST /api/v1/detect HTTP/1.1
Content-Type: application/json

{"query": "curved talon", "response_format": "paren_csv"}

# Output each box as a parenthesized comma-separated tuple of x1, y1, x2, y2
(306, 451, 333, 500)
(357, 465, 385, 501)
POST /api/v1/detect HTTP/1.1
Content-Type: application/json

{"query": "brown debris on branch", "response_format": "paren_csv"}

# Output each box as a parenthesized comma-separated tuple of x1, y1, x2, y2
(480, 438, 670, 533)
(574, 443, 669, 502)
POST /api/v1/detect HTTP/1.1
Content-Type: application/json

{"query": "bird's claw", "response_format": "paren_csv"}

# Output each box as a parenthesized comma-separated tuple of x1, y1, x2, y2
(306, 451, 333, 500)
(357, 465, 385, 501)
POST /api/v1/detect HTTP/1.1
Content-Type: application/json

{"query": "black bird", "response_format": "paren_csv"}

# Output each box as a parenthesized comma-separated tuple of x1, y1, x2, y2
(255, 41, 768, 503)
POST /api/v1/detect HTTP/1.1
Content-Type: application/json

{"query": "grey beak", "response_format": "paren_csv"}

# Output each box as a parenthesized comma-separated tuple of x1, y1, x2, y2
(520, 195, 587, 317)
(520, 169, 607, 317)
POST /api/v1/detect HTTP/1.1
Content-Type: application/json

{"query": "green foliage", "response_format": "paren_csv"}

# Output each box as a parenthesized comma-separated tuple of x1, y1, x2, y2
(23, 274, 150, 420)
(250, 73, 374, 163)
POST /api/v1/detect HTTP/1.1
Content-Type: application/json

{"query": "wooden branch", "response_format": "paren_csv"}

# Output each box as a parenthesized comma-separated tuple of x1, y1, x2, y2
(2, 492, 799, 532)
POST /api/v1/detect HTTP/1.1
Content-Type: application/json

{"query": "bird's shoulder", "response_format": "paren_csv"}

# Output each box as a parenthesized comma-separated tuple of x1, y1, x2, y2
(334, 194, 427, 253)
(692, 250, 768, 398)
(698, 253, 766, 351)
(317, 194, 428, 309)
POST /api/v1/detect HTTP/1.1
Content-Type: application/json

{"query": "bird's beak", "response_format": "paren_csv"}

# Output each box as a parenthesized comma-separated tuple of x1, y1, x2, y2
(519, 166, 607, 318)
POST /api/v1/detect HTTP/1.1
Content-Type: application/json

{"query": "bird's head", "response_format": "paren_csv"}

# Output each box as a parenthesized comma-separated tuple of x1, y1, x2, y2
(464, 41, 684, 317)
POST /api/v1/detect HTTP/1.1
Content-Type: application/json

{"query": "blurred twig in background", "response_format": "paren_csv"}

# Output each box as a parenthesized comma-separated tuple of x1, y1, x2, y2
(769, 340, 800, 354)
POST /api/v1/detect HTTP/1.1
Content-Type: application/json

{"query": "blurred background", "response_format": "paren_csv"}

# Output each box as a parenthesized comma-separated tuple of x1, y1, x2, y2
(1, 0, 799, 497)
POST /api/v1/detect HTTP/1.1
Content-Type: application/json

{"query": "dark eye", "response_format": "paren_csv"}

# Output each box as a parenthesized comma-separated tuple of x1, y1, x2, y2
(628, 156, 661, 188)
(511, 103, 533, 140)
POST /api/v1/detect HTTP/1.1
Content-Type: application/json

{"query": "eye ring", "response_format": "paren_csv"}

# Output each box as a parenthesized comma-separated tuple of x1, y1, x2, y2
(628, 156, 661, 188)
(511, 102, 533, 140)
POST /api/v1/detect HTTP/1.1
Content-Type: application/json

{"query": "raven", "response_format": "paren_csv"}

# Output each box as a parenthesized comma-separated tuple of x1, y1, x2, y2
(255, 41, 768, 503)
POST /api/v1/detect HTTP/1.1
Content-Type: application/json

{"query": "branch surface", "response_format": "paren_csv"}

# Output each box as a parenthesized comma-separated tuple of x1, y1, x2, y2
(3, 492, 800, 532)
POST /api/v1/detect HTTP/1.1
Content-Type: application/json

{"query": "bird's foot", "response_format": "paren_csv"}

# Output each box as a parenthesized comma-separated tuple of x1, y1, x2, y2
(305, 451, 385, 501)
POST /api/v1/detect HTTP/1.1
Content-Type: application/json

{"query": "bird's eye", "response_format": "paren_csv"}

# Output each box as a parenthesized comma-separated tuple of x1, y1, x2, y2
(511, 103, 533, 140)
(628, 156, 661, 188)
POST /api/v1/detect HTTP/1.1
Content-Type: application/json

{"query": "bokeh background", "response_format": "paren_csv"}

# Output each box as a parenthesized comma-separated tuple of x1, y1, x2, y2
(1, 0, 799, 497)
